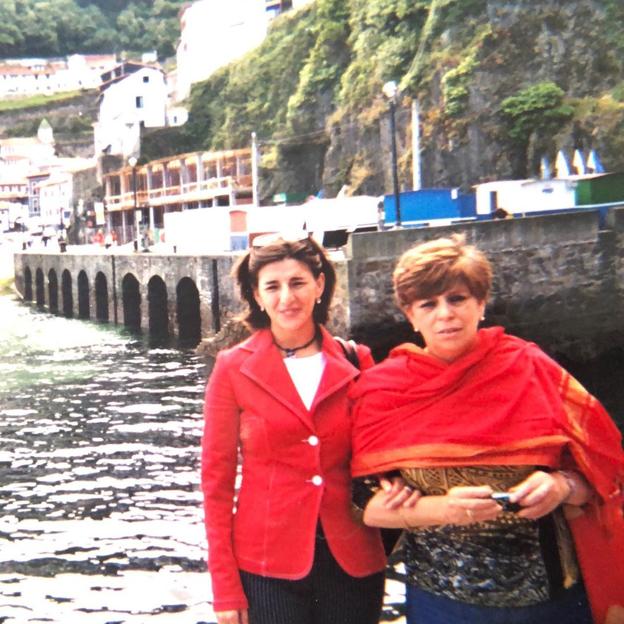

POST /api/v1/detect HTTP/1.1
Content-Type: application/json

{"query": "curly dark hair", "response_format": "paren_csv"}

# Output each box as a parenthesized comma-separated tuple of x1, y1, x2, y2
(233, 235, 337, 330)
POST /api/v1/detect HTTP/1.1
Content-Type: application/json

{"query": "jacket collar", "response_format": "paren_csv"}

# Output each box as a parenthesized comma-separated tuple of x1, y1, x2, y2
(239, 326, 360, 430)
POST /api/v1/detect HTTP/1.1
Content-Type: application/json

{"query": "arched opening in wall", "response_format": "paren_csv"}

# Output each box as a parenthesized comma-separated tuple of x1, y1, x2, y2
(176, 277, 201, 347)
(48, 269, 59, 314)
(95, 272, 109, 322)
(77, 271, 90, 319)
(24, 266, 33, 301)
(148, 275, 169, 339)
(35, 268, 45, 308)
(122, 273, 141, 332)
(62, 270, 73, 318)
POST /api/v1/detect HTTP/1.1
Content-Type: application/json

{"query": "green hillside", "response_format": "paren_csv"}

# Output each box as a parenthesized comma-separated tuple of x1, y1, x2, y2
(0, 0, 186, 58)
(5, 0, 624, 201)
(142, 0, 624, 200)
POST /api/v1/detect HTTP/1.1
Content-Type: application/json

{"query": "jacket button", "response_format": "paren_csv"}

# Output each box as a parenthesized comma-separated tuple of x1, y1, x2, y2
(311, 475, 323, 486)
(307, 435, 319, 446)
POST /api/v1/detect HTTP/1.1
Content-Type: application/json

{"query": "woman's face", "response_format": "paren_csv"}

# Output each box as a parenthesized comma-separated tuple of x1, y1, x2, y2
(404, 284, 485, 363)
(254, 258, 325, 338)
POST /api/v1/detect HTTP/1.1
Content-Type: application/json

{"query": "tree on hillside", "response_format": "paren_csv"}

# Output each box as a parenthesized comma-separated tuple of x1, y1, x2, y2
(76, 0, 131, 15)
(0, 0, 185, 58)
(117, 0, 183, 58)
(501, 82, 574, 177)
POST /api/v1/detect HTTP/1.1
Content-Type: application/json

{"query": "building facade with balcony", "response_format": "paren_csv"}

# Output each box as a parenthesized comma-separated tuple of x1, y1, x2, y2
(102, 147, 253, 246)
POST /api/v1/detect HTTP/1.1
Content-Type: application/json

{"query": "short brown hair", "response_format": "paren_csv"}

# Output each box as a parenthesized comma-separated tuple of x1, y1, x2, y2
(233, 235, 336, 330)
(393, 234, 492, 309)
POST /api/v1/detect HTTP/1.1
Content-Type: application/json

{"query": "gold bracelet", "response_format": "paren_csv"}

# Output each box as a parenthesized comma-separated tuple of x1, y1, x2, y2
(558, 470, 577, 503)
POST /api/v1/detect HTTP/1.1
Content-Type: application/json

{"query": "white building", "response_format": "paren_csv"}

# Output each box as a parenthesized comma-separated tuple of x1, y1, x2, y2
(474, 178, 578, 216)
(0, 180, 28, 231)
(37, 173, 73, 229)
(93, 62, 168, 158)
(164, 195, 379, 253)
(175, 0, 268, 102)
(0, 121, 56, 177)
(0, 64, 53, 97)
(0, 54, 117, 98)
(29, 158, 95, 230)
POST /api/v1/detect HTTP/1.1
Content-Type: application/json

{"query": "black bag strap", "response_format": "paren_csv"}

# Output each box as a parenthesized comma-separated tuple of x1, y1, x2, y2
(334, 336, 360, 370)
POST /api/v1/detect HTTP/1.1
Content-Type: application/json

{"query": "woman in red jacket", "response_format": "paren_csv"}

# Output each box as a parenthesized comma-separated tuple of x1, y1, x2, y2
(201, 234, 390, 624)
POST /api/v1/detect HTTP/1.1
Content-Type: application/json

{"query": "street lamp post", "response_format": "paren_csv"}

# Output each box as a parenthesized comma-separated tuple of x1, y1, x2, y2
(58, 205, 66, 252)
(128, 156, 138, 251)
(383, 80, 402, 228)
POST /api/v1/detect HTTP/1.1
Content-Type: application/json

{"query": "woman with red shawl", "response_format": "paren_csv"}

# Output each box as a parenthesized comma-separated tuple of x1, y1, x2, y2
(351, 234, 624, 624)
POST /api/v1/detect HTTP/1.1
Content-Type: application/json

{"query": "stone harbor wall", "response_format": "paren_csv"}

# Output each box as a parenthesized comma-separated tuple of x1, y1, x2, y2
(13, 206, 624, 363)
(346, 207, 624, 361)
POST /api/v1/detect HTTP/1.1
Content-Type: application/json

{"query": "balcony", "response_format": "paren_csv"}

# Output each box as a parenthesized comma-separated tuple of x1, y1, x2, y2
(103, 147, 253, 213)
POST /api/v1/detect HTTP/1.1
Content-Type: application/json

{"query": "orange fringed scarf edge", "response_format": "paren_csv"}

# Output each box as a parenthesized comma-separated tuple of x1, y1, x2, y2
(557, 369, 624, 624)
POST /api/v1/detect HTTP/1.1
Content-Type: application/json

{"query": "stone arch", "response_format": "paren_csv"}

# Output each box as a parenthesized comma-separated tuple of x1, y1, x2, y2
(122, 273, 141, 331)
(24, 266, 33, 301)
(176, 277, 201, 346)
(77, 270, 90, 319)
(148, 275, 169, 339)
(62, 269, 73, 318)
(35, 268, 45, 307)
(95, 272, 109, 322)
(48, 269, 59, 314)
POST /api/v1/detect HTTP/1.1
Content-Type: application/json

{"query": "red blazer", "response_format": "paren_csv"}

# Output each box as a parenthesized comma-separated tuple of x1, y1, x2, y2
(201, 326, 386, 612)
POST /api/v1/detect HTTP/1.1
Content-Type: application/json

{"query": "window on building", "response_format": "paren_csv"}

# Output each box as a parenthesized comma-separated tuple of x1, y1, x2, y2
(110, 176, 121, 196)
(186, 163, 197, 183)
(143, 75, 149, 83)
(135, 96, 144, 108)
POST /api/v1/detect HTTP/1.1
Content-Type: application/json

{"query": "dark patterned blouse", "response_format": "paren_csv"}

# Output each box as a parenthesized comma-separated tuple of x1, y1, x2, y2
(352, 465, 580, 607)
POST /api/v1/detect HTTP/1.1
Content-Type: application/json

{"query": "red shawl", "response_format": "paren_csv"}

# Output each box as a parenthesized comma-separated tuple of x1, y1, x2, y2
(350, 327, 624, 623)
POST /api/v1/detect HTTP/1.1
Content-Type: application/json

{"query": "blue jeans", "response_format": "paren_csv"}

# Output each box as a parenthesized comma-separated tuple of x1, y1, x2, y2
(406, 582, 593, 624)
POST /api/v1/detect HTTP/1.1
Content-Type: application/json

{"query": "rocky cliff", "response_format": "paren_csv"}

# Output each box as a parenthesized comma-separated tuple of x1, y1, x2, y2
(154, 0, 624, 200)
(317, 0, 624, 196)
(18, 1, 618, 200)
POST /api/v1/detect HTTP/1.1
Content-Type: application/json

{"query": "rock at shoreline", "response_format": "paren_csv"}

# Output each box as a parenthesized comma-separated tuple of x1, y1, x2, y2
(196, 319, 250, 359)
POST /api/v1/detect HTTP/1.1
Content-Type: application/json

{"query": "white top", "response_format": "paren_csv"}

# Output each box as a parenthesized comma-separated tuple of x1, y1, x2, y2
(283, 352, 326, 410)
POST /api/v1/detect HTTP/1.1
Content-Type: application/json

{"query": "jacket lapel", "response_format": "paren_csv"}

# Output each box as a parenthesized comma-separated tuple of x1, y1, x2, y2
(239, 328, 361, 428)
(239, 330, 314, 429)
(310, 327, 360, 412)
